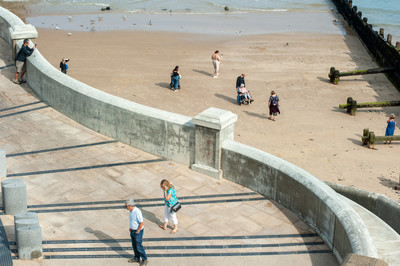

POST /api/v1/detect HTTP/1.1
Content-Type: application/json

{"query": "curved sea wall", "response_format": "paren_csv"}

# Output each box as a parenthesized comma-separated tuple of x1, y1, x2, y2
(26, 54, 196, 165)
(0, 5, 24, 46)
(0, 6, 379, 263)
(221, 141, 377, 260)
(327, 182, 400, 235)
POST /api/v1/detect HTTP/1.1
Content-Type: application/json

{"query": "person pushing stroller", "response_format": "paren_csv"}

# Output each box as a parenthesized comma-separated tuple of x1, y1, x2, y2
(170, 66, 181, 92)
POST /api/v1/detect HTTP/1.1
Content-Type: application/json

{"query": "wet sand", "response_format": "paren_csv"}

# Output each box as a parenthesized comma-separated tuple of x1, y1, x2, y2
(25, 11, 345, 35)
(3, 5, 400, 201)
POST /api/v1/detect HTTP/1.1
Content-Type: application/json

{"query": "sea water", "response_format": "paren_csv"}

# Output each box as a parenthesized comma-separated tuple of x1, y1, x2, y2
(351, 0, 400, 42)
(1, 0, 334, 14)
(1, 0, 399, 40)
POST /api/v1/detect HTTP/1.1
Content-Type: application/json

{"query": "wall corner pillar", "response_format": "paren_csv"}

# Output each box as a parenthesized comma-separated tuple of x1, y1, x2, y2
(9, 24, 38, 59)
(191, 107, 237, 179)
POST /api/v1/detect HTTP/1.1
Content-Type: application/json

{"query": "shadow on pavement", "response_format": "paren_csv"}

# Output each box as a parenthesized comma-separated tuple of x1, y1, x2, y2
(84, 227, 131, 256)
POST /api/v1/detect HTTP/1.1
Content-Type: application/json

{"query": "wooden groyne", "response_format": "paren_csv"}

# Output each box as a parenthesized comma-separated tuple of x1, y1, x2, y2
(329, 67, 394, 84)
(339, 97, 400, 115)
(331, 0, 400, 90)
(362, 128, 400, 149)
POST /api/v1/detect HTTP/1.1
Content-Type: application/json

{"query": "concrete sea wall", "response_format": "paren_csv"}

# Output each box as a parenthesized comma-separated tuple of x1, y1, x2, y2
(327, 182, 400, 235)
(221, 141, 377, 260)
(0, 5, 382, 263)
(26, 57, 196, 165)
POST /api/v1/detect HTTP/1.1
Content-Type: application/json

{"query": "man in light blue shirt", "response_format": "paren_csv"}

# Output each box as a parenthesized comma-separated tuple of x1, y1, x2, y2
(125, 199, 148, 265)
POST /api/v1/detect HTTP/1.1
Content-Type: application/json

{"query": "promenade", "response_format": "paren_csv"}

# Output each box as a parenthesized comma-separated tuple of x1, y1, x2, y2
(0, 40, 337, 265)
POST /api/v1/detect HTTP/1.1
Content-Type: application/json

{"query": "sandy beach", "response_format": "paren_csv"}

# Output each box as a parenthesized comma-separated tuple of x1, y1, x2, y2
(3, 6, 400, 201)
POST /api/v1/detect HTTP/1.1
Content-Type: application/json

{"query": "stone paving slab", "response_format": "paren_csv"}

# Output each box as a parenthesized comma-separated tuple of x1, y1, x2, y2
(0, 41, 337, 265)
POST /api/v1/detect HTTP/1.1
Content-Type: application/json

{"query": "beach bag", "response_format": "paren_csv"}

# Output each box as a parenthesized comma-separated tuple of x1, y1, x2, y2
(171, 202, 182, 213)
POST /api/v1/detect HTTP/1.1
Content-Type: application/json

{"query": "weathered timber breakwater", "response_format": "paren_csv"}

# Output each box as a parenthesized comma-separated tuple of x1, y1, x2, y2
(332, 0, 400, 90)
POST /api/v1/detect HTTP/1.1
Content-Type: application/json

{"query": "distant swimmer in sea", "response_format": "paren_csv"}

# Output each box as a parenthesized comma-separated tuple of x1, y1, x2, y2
(211, 50, 222, 78)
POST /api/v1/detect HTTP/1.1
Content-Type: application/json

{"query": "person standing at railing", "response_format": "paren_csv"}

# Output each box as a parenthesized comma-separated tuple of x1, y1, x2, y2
(14, 39, 36, 84)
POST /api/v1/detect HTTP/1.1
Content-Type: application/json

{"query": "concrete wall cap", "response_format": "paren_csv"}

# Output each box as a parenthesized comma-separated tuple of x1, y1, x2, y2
(192, 107, 237, 130)
(17, 224, 41, 232)
(1, 178, 24, 185)
(27, 48, 193, 126)
(10, 24, 38, 39)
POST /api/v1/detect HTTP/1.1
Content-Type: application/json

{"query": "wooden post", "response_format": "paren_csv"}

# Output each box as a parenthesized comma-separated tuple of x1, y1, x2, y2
(329, 67, 334, 83)
(387, 34, 392, 45)
(329, 67, 335, 83)
(368, 131, 375, 149)
(349, 0, 352, 8)
(350, 99, 357, 116)
(346, 97, 353, 114)
(362, 17, 368, 24)
(329, 67, 340, 84)
(362, 128, 369, 145)
(396, 42, 400, 51)
(334, 70, 339, 85)
(379, 28, 384, 38)
(357, 11, 362, 18)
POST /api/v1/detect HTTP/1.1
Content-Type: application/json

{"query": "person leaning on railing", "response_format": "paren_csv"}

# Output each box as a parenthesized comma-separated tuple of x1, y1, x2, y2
(14, 39, 36, 84)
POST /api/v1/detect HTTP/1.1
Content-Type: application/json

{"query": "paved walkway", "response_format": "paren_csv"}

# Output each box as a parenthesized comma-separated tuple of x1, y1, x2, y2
(0, 41, 337, 265)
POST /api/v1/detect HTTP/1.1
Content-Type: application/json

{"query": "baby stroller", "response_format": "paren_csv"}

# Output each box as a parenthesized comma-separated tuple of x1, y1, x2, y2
(237, 87, 254, 105)
(170, 66, 181, 91)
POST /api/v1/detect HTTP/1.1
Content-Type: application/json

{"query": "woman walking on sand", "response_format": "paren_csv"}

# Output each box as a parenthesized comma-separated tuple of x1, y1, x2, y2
(159, 179, 179, 234)
(211, 50, 221, 78)
(384, 114, 396, 144)
(268, 91, 280, 121)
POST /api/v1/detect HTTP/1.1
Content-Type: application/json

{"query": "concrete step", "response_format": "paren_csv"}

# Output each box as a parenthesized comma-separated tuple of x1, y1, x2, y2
(10, 234, 330, 260)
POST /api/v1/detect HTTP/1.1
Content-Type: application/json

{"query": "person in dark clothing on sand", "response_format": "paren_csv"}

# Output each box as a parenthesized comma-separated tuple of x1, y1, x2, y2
(14, 39, 36, 84)
(268, 90, 280, 121)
